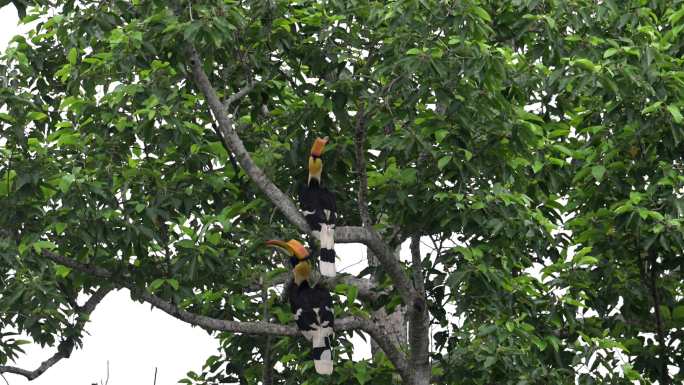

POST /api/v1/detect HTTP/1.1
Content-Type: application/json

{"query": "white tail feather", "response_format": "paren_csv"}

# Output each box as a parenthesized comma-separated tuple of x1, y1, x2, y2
(319, 224, 335, 249)
(320, 261, 336, 277)
(314, 354, 333, 375)
(312, 323, 333, 375)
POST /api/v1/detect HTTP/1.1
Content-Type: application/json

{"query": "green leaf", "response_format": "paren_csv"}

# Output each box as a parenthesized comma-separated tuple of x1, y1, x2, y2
(353, 363, 371, 385)
(166, 279, 180, 291)
(505, 321, 515, 332)
(532, 160, 543, 173)
(477, 324, 497, 336)
(0, 112, 15, 122)
(659, 305, 671, 321)
(603, 48, 618, 58)
(346, 284, 358, 306)
(641, 101, 662, 115)
(435, 129, 449, 142)
(546, 336, 560, 352)
(58, 174, 75, 193)
(669, 6, 684, 24)
(438, 156, 452, 170)
(667, 105, 683, 123)
(673, 305, 684, 320)
(149, 278, 165, 291)
(576, 256, 599, 266)
(515, 108, 545, 123)
(27, 111, 48, 121)
(483, 356, 496, 368)
(55, 265, 72, 278)
(572, 58, 597, 72)
(32, 240, 57, 253)
(532, 337, 547, 351)
(471, 6, 491, 22)
(54, 222, 67, 234)
(591, 165, 606, 181)
(67, 47, 78, 65)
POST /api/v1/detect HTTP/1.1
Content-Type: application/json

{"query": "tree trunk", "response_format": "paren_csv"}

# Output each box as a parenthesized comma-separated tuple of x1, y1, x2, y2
(368, 247, 407, 383)
(408, 237, 430, 385)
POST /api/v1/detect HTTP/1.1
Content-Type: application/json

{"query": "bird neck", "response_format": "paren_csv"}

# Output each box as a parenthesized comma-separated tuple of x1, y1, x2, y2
(293, 261, 311, 286)
(308, 156, 323, 185)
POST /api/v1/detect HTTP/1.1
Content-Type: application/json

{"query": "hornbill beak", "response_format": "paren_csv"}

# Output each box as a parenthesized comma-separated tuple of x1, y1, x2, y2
(265, 239, 294, 255)
(310, 136, 329, 157)
(266, 239, 310, 267)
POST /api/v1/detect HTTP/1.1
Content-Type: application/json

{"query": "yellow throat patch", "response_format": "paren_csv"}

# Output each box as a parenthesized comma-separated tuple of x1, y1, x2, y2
(293, 261, 311, 285)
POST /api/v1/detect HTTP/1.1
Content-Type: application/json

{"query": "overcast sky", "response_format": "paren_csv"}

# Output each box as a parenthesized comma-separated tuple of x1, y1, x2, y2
(0, 4, 377, 384)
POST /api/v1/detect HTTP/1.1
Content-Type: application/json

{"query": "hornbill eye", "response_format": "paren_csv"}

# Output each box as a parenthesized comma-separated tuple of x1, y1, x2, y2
(289, 257, 298, 267)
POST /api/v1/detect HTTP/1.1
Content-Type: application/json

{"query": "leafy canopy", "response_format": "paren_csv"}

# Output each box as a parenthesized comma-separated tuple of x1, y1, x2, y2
(1, 0, 683, 384)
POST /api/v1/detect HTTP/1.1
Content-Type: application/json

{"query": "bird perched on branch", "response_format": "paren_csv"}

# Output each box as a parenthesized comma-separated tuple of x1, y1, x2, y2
(299, 137, 337, 277)
(266, 239, 335, 375)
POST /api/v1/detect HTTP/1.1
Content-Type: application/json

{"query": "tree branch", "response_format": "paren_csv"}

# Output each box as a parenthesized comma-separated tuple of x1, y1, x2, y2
(362, 316, 410, 380)
(41, 250, 364, 337)
(223, 82, 255, 111)
(0, 287, 111, 380)
(408, 236, 430, 385)
(185, 45, 310, 234)
(410, 236, 425, 296)
(185, 46, 416, 304)
(251, 272, 389, 303)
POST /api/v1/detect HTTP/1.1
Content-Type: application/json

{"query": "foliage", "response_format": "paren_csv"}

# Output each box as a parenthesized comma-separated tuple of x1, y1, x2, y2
(0, 0, 683, 384)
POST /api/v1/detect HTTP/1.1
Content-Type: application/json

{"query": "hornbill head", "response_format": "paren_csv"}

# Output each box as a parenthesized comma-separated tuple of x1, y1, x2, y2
(266, 239, 311, 285)
(308, 136, 328, 185)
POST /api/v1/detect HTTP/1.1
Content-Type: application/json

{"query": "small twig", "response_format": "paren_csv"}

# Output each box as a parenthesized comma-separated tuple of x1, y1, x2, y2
(0, 372, 10, 385)
(153, 367, 157, 385)
(102, 360, 109, 385)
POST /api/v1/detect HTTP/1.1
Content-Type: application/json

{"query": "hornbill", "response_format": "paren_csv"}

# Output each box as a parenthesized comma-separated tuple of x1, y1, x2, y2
(266, 239, 335, 375)
(299, 137, 337, 277)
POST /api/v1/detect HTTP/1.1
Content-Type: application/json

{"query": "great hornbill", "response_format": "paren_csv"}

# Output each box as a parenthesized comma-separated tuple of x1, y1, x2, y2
(299, 137, 337, 277)
(266, 239, 335, 375)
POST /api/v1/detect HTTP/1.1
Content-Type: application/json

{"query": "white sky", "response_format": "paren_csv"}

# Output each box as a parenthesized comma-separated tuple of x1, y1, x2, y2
(0, 5, 377, 384)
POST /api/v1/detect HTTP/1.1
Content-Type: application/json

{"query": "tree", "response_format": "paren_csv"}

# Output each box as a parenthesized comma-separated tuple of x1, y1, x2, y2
(1, 0, 683, 384)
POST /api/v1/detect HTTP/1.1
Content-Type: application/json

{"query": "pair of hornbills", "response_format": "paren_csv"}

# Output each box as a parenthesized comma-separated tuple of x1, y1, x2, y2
(266, 137, 337, 375)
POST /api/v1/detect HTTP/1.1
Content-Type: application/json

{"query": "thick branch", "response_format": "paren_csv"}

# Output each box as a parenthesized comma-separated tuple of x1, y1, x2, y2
(410, 236, 425, 296)
(41, 251, 364, 337)
(363, 317, 410, 380)
(224, 82, 255, 110)
(186, 46, 310, 234)
(0, 287, 111, 380)
(253, 272, 389, 303)
(365, 230, 415, 303)
(408, 236, 430, 385)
